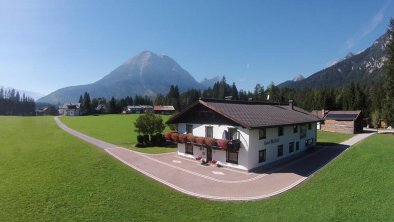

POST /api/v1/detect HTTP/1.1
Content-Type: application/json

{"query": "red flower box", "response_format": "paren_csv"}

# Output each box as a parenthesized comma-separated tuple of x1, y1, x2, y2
(211, 160, 217, 164)
(194, 137, 205, 145)
(164, 132, 172, 140)
(187, 134, 195, 143)
(170, 132, 178, 142)
(204, 137, 216, 147)
(216, 139, 229, 149)
(195, 156, 202, 160)
(178, 134, 187, 143)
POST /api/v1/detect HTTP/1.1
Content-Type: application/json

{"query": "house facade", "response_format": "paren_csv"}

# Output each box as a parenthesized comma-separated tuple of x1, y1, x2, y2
(58, 103, 81, 116)
(167, 99, 320, 171)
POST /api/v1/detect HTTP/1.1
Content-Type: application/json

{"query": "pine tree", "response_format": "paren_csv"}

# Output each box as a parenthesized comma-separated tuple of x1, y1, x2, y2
(383, 18, 394, 126)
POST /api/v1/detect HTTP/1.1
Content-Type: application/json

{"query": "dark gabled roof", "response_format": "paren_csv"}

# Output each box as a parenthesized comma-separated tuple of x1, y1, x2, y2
(324, 110, 361, 121)
(167, 98, 320, 129)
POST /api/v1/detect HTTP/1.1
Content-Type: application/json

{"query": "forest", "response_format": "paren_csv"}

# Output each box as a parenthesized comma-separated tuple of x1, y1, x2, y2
(0, 88, 36, 115)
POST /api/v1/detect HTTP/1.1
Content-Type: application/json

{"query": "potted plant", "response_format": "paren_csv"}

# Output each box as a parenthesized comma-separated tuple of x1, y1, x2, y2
(194, 137, 205, 145)
(216, 139, 229, 149)
(195, 156, 202, 161)
(186, 133, 195, 143)
(178, 134, 187, 143)
(204, 137, 217, 147)
(211, 159, 217, 164)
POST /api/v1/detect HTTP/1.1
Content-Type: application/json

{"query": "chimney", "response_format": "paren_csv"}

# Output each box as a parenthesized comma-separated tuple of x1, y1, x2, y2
(289, 100, 294, 110)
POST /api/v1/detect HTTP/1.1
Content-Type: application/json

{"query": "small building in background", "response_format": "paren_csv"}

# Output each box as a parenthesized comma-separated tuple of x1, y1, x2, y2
(125, 105, 153, 114)
(154, 105, 175, 115)
(320, 110, 363, 134)
(58, 103, 81, 116)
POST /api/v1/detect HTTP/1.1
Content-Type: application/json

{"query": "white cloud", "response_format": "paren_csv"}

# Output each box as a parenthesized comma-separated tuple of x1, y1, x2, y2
(344, 0, 390, 51)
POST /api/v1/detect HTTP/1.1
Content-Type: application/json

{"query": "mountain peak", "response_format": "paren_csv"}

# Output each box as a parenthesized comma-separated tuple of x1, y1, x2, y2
(292, 74, 305, 82)
(38, 51, 209, 104)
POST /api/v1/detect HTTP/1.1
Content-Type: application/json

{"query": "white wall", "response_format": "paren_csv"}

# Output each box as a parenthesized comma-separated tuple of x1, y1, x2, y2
(248, 123, 317, 170)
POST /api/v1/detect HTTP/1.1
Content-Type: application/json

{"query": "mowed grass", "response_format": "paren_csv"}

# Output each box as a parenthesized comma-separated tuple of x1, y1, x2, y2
(61, 114, 176, 154)
(317, 130, 353, 144)
(1, 116, 393, 221)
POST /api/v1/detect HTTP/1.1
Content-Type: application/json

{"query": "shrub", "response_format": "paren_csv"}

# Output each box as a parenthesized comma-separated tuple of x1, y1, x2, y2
(137, 135, 144, 144)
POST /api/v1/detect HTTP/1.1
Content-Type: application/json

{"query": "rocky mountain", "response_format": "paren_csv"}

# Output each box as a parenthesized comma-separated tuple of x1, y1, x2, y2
(38, 51, 207, 104)
(278, 32, 389, 89)
(200, 75, 222, 88)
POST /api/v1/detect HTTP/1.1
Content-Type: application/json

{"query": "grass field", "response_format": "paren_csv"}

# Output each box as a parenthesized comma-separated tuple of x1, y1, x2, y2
(1, 116, 393, 221)
(61, 114, 176, 154)
(317, 130, 353, 145)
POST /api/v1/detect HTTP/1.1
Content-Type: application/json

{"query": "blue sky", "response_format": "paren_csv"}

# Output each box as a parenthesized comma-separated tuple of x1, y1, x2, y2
(0, 0, 393, 95)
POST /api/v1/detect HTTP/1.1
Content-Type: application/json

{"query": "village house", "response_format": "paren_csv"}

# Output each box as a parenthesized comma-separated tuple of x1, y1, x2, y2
(166, 99, 320, 171)
(125, 105, 153, 114)
(154, 105, 175, 115)
(320, 110, 363, 134)
(58, 103, 81, 116)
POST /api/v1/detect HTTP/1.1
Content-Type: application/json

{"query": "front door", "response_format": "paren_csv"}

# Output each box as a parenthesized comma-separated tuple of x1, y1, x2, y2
(206, 148, 212, 162)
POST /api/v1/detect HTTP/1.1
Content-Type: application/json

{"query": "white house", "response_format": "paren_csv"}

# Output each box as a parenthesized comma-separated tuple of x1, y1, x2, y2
(58, 103, 81, 116)
(167, 99, 320, 171)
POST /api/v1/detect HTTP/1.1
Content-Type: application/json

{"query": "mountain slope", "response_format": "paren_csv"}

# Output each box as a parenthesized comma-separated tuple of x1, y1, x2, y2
(38, 51, 205, 104)
(278, 32, 389, 89)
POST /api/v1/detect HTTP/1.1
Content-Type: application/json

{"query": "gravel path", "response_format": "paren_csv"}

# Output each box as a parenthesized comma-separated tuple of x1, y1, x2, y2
(54, 116, 376, 201)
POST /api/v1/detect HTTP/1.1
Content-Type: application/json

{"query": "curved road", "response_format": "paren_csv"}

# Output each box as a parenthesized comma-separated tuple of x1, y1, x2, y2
(54, 116, 375, 201)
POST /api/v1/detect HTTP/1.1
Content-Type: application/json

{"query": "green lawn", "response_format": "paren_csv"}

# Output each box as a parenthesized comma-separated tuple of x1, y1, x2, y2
(317, 130, 354, 145)
(1, 116, 393, 221)
(61, 114, 176, 154)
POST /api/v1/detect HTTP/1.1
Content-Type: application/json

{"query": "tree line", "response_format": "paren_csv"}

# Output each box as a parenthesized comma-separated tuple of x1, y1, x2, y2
(0, 88, 35, 115)
(78, 92, 153, 115)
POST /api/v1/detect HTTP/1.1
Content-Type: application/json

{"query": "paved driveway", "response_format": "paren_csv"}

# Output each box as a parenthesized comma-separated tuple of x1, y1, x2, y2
(55, 117, 375, 201)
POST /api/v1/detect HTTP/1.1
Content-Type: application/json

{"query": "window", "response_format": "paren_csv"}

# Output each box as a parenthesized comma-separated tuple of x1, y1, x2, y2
(293, 125, 298, 133)
(289, 142, 294, 153)
(308, 123, 312, 130)
(227, 151, 238, 164)
(277, 145, 283, 157)
(296, 141, 299, 150)
(300, 125, 307, 139)
(278, 126, 284, 136)
(185, 143, 193, 154)
(186, 124, 193, 134)
(259, 149, 266, 163)
(228, 128, 238, 140)
(259, 128, 266, 140)
(205, 126, 213, 138)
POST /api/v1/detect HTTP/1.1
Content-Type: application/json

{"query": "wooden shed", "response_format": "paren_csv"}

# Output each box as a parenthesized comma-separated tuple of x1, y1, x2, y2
(321, 110, 363, 134)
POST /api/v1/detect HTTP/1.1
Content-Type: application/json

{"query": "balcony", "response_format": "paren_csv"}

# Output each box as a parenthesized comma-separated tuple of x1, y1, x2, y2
(164, 132, 241, 151)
